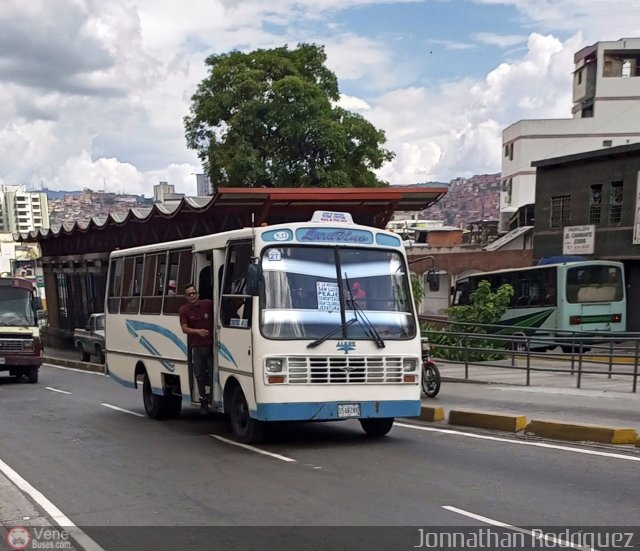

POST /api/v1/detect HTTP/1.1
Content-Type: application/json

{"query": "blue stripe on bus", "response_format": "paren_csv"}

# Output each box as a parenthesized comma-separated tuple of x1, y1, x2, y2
(254, 400, 421, 421)
(125, 319, 188, 373)
(218, 342, 238, 368)
(107, 369, 137, 389)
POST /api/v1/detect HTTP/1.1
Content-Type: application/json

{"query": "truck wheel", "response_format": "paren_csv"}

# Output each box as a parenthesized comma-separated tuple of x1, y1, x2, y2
(96, 347, 105, 364)
(142, 372, 166, 420)
(27, 367, 38, 384)
(78, 345, 90, 362)
(359, 417, 394, 437)
(229, 386, 265, 443)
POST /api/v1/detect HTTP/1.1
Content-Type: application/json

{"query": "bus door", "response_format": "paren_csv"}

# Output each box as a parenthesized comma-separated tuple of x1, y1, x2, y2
(217, 241, 254, 405)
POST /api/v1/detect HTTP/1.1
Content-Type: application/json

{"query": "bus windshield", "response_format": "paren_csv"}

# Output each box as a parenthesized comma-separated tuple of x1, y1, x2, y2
(0, 287, 35, 327)
(566, 264, 624, 303)
(261, 246, 416, 340)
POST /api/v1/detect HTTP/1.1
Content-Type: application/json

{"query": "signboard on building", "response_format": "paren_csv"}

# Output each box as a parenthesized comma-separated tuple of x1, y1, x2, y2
(563, 225, 595, 255)
(633, 172, 640, 245)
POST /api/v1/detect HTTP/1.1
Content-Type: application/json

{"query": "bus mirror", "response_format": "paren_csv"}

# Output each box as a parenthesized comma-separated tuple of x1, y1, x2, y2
(246, 264, 261, 296)
(426, 269, 440, 292)
(33, 297, 43, 311)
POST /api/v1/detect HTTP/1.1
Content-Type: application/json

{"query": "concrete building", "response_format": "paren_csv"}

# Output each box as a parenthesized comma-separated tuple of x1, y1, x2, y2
(531, 142, 640, 330)
(0, 185, 49, 234)
(500, 37, 640, 231)
(153, 182, 184, 204)
(196, 174, 212, 196)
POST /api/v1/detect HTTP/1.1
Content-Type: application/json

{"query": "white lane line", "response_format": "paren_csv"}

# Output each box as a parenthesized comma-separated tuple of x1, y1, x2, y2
(44, 364, 105, 376)
(209, 434, 296, 462)
(45, 387, 71, 395)
(0, 457, 105, 551)
(394, 422, 640, 462)
(101, 403, 145, 417)
(443, 506, 598, 551)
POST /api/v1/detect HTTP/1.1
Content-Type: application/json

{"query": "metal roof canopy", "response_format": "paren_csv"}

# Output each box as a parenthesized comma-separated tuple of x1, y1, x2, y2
(19, 186, 447, 257)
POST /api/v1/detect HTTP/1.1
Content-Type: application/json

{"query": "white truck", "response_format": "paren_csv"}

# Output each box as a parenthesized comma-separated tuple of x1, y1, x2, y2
(73, 313, 106, 363)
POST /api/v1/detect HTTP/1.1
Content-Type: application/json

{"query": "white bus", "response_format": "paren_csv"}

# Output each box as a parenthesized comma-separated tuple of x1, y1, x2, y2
(105, 211, 422, 442)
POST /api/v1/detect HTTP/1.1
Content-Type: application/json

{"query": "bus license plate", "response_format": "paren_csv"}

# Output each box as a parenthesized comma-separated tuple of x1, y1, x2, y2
(338, 403, 360, 418)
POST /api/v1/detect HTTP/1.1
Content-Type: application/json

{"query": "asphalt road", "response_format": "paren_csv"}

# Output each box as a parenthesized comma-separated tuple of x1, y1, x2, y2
(1, 364, 639, 550)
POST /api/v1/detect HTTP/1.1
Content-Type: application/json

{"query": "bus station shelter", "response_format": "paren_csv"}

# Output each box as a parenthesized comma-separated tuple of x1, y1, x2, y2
(18, 187, 447, 346)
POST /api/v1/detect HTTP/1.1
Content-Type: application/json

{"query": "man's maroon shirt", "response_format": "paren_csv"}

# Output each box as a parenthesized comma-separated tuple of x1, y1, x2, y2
(179, 299, 214, 348)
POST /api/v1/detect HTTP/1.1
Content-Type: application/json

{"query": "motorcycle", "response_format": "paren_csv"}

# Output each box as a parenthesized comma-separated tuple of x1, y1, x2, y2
(421, 337, 441, 398)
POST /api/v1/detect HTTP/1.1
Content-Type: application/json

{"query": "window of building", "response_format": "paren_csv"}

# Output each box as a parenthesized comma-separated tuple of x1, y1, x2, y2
(589, 184, 602, 224)
(550, 195, 571, 228)
(576, 69, 582, 85)
(609, 181, 623, 224)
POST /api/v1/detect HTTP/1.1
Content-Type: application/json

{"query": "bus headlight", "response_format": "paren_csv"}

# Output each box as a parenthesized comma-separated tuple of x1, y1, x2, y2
(265, 358, 285, 373)
(403, 358, 418, 372)
(23, 339, 35, 352)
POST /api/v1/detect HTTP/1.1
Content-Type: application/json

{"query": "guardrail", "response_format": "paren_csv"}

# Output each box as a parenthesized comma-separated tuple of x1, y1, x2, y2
(421, 318, 640, 392)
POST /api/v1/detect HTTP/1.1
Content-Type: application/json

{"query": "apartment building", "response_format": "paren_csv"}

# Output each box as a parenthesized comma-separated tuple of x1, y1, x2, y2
(153, 182, 184, 204)
(196, 173, 212, 196)
(0, 185, 49, 234)
(501, 37, 640, 231)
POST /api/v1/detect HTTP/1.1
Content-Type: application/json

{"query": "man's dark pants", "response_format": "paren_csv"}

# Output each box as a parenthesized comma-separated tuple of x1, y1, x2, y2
(191, 345, 212, 401)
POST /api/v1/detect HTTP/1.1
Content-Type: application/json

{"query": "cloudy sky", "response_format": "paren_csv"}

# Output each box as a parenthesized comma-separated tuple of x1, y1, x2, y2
(1, 0, 639, 197)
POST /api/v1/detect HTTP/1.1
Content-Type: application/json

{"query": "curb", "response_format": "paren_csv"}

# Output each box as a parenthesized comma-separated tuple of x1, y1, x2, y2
(43, 356, 105, 374)
(525, 420, 638, 445)
(419, 405, 445, 422)
(449, 409, 527, 433)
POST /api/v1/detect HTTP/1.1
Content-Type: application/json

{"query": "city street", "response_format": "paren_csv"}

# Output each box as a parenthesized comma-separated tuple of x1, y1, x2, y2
(1, 363, 639, 550)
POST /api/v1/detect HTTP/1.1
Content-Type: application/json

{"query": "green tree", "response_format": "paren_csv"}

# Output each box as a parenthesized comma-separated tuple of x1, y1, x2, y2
(446, 280, 514, 330)
(184, 44, 394, 189)
(424, 280, 514, 361)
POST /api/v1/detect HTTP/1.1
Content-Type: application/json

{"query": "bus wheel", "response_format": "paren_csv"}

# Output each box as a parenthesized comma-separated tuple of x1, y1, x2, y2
(359, 417, 394, 437)
(27, 367, 38, 384)
(142, 372, 165, 420)
(229, 386, 264, 444)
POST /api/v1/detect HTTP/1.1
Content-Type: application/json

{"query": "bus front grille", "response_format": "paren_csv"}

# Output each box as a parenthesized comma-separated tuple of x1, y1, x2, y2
(286, 356, 404, 384)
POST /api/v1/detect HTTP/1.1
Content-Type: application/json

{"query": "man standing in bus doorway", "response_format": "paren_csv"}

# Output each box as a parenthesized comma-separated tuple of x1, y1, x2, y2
(179, 283, 214, 413)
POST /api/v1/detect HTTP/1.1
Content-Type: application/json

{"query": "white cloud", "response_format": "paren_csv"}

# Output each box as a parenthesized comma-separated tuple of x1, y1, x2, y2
(474, 32, 527, 47)
(366, 33, 580, 185)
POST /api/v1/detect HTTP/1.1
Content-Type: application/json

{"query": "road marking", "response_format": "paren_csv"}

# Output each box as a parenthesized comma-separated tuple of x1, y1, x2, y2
(394, 422, 640, 462)
(442, 506, 597, 550)
(101, 403, 145, 417)
(45, 387, 71, 395)
(45, 364, 105, 376)
(209, 434, 296, 462)
(0, 457, 105, 551)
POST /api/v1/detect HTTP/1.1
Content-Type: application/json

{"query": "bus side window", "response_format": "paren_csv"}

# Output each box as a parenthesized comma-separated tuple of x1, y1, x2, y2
(221, 241, 252, 328)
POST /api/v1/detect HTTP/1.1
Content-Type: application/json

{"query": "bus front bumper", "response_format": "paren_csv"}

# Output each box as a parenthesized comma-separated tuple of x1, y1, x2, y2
(254, 400, 421, 422)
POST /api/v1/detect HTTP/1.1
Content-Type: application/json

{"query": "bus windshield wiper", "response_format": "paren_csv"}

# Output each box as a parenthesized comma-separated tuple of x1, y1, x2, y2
(307, 318, 357, 348)
(344, 274, 385, 349)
